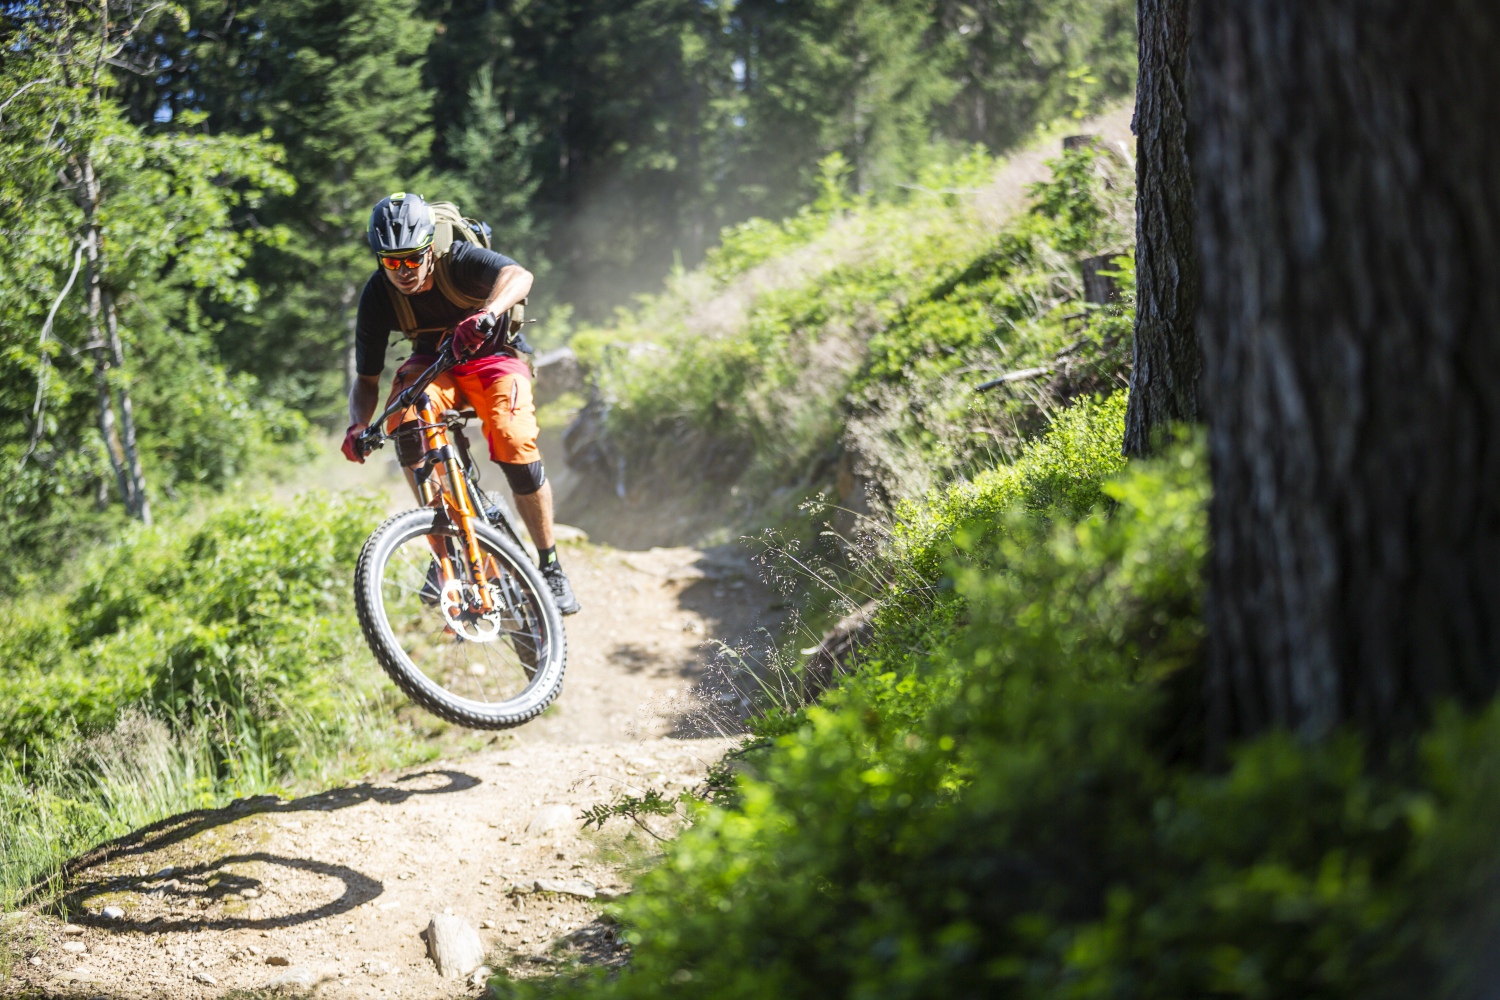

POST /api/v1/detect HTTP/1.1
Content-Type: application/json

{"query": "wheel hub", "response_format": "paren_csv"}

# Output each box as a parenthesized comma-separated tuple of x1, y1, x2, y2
(438, 579, 504, 642)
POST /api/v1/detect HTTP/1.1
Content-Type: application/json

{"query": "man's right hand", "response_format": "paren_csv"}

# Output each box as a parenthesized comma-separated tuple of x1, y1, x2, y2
(452, 311, 495, 359)
(342, 423, 369, 464)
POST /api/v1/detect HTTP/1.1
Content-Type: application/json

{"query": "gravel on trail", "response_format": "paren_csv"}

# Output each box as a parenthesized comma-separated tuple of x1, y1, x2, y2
(4, 539, 783, 999)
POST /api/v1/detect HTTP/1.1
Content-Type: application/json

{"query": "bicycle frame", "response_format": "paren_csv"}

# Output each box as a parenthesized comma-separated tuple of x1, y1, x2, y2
(357, 320, 514, 617)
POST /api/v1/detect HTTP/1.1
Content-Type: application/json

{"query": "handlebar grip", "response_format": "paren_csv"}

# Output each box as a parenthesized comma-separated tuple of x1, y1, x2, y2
(356, 426, 384, 456)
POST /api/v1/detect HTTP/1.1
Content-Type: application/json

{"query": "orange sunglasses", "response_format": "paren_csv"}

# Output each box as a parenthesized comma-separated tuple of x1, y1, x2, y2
(378, 250, 430, 271)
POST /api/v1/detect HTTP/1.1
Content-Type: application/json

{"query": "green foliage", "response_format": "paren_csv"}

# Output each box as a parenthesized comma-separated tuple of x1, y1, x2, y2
(889, 391, 1129, 581)
(0, 490, 431, 902)
(702, 154, 866, 283)
(573, 142, 1135, 512)
(111, 0, 438, 417)
(446, 65, 547, 275)
(581, 788, 691, 843)
(935, 4, 1137, 150)
(221, 0, 437, 419)
(490, 442, 1500, 1000)
(1027, 142, 1118, 253)
(0, 3, 304, 584)
(0, 491, 380, 766)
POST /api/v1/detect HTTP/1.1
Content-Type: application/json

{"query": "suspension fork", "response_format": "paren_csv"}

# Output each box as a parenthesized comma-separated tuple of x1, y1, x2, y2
(416, 396, 495, 613)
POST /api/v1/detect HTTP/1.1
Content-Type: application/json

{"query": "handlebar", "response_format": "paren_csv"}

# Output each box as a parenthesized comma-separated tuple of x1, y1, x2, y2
(354, 312, 506, 458)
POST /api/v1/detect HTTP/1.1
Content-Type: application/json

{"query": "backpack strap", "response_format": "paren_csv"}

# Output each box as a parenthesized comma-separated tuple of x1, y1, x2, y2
(382, 276, 454, 339)
(432, 254, 489, 311)
(378, 254, 490, 343)
(382, 279, 419, 338)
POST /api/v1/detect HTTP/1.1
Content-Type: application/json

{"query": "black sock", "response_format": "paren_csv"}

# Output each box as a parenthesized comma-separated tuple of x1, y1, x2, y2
(538, 545, 558, 571)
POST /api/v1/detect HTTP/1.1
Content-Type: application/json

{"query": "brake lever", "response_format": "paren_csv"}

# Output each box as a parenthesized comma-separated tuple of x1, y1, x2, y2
(356, 426, 385, 456)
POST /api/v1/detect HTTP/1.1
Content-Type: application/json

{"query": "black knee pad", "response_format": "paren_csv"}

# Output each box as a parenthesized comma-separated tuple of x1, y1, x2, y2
(499, 460, 546, 496)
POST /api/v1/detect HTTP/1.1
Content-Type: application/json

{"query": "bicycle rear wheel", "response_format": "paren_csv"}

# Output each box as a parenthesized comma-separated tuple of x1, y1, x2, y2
(354, 508, 566, 728)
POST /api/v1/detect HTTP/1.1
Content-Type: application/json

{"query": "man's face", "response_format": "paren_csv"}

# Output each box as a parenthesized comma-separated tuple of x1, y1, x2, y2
(380, 249, 433, 296)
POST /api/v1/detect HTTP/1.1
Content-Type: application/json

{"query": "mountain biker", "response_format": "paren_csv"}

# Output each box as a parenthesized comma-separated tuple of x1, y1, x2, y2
(341, 192, 581, 616)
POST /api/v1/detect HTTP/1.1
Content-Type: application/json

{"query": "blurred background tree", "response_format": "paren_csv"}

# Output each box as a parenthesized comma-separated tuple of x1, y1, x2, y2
(0, 1, 292, 583)
(97, 0, 1134, 417)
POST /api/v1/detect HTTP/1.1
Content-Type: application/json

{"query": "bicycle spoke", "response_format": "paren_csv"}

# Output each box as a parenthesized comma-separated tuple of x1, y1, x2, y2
(378, 529, 547, 705)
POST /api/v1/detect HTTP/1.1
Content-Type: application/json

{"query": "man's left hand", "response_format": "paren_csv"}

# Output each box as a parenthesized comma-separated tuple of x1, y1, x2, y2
(452, 311, 493, 358)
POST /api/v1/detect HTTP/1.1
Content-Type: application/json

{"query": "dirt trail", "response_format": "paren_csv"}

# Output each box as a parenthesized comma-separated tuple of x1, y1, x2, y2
(6, 539, 783, 999)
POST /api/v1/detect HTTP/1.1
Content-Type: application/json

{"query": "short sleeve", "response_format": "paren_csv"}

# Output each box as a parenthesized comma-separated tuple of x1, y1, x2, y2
(354, 275, 398, 377)
(446, 241, 521, 299)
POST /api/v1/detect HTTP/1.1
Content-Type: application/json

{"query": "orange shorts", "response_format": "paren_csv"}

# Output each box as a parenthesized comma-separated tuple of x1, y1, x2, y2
(386, 355, 540, 465)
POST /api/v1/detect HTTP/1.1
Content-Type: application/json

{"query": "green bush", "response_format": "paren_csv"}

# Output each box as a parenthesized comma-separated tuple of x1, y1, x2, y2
(0, 490, 379, 766)
(888, 390, 1130, 582)
(492, 444, 1500, 1000)
(0, 490, 434, 902)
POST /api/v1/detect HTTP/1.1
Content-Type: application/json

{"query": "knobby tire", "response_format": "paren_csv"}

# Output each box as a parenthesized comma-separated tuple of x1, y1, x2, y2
(355, 507, 566, 729)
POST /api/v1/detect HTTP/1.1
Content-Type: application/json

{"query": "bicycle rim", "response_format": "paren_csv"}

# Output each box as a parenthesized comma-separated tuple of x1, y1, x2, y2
(355, 508, 566, 728)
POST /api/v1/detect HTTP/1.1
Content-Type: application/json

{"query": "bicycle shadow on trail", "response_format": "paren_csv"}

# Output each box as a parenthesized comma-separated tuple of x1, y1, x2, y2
(28, 769, 479, 924)
(56, 852, 383, 935)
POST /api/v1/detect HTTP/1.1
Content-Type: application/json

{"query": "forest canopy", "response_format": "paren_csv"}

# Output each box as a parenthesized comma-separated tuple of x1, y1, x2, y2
(0, 0, 1134, 561)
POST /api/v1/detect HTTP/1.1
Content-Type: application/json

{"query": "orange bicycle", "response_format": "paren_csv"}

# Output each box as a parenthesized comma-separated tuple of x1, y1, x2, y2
(352, 316, 565, 728)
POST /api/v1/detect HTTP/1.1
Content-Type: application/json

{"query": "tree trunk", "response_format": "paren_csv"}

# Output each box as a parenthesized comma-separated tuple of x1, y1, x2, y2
(79, 153, 150, 523)
(79, 157, 131, 512)
(93, 356, 131, 512)
(105, 293, 151, 526)
(1194, 0, 1500, 743)
(1123, 0, 1201, 457)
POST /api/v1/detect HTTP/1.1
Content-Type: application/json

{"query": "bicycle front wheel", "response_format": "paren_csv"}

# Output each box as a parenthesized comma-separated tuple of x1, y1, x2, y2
(354, 507, 566, 728)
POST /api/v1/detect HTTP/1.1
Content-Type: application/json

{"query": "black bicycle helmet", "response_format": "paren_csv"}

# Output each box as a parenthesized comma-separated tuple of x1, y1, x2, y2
(367, 192, 435, 255)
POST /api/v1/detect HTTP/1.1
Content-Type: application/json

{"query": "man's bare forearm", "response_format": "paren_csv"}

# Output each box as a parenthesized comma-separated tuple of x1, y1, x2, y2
(348, 375, 380, 428)
(485, 264, 534, 319)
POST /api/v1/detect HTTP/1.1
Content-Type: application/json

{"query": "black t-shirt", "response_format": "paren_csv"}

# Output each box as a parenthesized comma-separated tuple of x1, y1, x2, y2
(353, 241, 520, 376)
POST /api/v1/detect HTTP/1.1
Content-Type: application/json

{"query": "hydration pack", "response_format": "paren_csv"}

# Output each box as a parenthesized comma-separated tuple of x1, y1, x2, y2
(383, 201, 500, 340)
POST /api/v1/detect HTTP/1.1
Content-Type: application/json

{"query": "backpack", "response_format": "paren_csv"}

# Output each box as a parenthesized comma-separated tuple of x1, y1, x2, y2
(383, 201, 502, 340)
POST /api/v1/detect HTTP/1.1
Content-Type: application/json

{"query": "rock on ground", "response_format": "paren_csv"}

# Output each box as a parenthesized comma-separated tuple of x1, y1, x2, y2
(425, 913, 486, 978)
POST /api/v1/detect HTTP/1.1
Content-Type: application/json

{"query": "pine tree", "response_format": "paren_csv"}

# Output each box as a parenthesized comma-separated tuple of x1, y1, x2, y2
(118, 0, 437, 418)
(446, 65, 546, 271)
(1123, 0, 1199, 456)
(225, 0, 435, 419)
(931, 0, 1136, 151)
(1195, 0, 1500, 742)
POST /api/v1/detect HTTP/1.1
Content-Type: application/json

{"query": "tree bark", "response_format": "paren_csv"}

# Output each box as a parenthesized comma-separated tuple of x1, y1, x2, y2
(78, 152, 150, 524)
(105, 293, 151, 526)
(1123, 0, 1201, 457)
(79, 156, 131, 514)
(1194, 0, 1500, 743)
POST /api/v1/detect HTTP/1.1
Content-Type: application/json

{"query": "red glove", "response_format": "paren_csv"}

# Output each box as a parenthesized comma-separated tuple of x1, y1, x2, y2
(452, 311, 494, 358)
(341, 423, 368, 464)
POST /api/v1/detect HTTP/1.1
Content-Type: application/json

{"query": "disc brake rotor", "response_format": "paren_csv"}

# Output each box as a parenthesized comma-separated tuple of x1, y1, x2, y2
(438, 578, 503, 643)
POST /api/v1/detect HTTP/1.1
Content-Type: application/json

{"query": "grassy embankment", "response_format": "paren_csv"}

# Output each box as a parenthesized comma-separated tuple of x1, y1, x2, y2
(566, 119, 1134, 545)
(0, 490, 446, 910)
(494, 127, 1500, 996)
